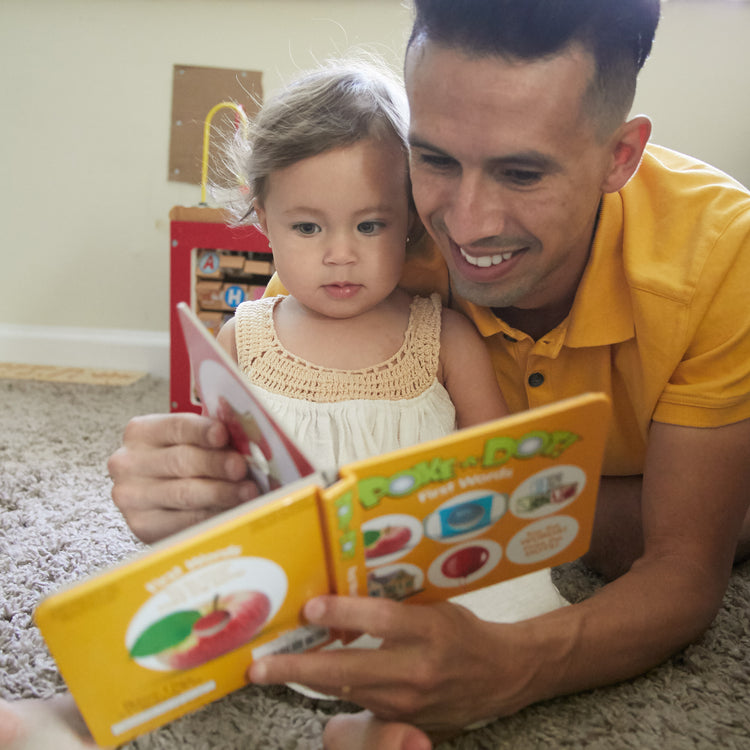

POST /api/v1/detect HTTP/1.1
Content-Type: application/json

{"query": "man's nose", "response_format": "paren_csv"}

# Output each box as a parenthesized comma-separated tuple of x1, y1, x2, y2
(444, 173, 507, 247)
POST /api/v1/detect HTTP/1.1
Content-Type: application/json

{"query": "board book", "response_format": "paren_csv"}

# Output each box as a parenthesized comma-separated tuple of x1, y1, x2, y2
(35, 303, 611, 746)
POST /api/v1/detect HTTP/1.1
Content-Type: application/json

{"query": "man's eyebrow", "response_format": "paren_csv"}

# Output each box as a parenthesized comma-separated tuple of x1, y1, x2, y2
(487, 151, 562, 174)
(409, 138, 562, 174)
(408, 135, 447, 153)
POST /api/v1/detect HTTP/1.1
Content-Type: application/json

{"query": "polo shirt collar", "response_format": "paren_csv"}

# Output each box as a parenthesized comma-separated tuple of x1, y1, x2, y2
(454, 192, 634, 348)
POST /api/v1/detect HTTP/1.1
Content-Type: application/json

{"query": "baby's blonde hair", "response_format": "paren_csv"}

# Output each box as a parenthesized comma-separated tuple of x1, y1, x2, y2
(225, 57, 410, 224)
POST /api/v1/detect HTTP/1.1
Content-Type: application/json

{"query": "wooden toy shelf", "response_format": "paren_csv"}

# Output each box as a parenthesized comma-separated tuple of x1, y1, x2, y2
(169, 205, 270, 412)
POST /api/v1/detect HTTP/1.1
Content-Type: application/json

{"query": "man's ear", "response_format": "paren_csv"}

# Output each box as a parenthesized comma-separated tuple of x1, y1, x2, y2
(601, 115, 652, 193)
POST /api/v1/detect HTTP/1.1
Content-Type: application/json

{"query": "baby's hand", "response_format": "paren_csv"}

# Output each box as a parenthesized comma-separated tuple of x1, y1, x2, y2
(0, 696, 102, 750)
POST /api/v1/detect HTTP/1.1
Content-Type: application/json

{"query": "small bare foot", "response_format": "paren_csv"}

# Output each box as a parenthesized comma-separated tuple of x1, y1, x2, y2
(323, 711, 432, 750)
(0, 696, 100, 750)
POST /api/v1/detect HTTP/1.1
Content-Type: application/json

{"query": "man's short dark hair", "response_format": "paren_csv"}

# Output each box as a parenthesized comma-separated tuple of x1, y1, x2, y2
(407, 0, 661, 137)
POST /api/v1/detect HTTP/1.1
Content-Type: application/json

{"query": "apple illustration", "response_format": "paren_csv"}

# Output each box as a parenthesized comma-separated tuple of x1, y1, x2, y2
(441, 545, 489, 579)
(192, 608, 231, 638)
(157, 590, 271, 670)
(364, 525, 412, 560)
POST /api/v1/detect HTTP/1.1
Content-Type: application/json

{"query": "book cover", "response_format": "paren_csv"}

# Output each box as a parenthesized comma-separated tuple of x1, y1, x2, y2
(322, 394, 609, 604)
(34, 303, 610, 746)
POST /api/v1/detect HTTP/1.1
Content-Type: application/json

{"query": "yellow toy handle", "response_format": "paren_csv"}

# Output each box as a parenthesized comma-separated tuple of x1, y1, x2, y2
(201, 101, 250, 205)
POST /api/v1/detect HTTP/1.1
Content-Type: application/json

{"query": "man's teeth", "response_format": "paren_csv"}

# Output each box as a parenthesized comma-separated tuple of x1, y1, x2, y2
(459, 246, 515, 267)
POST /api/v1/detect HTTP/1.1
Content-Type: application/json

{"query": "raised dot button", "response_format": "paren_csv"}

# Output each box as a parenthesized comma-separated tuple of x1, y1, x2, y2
(527, 372, 545, 387)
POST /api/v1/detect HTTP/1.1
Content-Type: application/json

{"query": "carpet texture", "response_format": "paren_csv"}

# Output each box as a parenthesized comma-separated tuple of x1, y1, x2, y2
(0, 363, 145, 386)
(1, 376, 748, 749)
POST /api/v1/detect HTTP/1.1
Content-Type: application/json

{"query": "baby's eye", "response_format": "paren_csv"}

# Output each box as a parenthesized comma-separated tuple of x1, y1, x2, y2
(292, 222, 320, 236)
(357, 221, 384, 235)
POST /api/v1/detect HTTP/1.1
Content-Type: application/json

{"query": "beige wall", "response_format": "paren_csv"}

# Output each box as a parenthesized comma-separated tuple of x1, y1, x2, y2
(634, 0, 750, 182)
(1, 0, 748, 371)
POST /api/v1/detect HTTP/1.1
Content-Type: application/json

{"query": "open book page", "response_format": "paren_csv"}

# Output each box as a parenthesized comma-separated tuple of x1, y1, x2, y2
(177, 302, 316, 491)
(320, 393, 610, 606)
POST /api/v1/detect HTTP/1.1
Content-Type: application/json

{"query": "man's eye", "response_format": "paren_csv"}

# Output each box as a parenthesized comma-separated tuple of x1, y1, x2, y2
(357, 221, 384, 235)
(414, 152, 456, 171)
(504, 169, 543, 186)
(293, 222, 320, 235)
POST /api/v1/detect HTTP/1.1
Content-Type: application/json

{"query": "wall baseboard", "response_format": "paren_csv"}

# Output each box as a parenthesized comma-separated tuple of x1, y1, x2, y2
(0, 323, 170, 379)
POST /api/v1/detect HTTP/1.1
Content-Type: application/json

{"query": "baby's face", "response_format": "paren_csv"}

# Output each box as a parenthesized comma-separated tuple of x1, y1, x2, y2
(254, 136, 411, 321)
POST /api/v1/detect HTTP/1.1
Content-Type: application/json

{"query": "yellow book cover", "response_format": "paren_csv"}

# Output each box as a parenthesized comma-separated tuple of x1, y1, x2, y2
(321, 393, 609, 604)
(35, 304, 610, 746)
(35, 481, 332, 746)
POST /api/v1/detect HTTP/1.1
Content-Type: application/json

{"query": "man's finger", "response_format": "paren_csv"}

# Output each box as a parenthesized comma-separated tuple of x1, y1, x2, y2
(249, 646, 393, 697)
(112, 473, 257, 519)
(155, 444, 249, 482)
(303, 596, 429, 641)
(122, 413, 229, 450)
(109, 438, 248, 483)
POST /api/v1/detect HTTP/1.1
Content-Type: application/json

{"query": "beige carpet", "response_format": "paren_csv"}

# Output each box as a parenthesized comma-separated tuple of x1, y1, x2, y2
(1, 375, 749, 749)
(0, 362, 145, 386)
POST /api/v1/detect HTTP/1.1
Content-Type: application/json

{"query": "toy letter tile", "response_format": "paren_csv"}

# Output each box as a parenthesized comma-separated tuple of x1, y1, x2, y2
(196, 250, 222, 279)
(196, 281, 250, 312)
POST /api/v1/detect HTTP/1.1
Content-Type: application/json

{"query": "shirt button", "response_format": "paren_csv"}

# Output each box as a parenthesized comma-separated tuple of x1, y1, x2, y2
(528, 372, 545, 387)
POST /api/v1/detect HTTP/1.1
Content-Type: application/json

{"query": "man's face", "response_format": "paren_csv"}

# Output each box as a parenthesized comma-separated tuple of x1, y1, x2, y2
(405, 40, 616, 318)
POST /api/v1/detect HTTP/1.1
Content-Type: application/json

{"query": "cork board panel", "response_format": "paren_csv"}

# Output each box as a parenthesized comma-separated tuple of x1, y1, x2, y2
(169, 64, 263, 185)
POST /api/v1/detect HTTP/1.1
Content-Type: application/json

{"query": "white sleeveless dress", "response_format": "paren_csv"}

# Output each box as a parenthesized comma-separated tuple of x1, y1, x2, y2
(234, 294, 456, 470)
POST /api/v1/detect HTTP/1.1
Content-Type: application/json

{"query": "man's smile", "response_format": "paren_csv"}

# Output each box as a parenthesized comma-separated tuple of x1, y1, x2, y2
(458, 246, 519, 268)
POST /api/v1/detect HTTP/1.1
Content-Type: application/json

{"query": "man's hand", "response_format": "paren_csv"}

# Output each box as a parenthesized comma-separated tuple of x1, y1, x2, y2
(249, 595, 518, 732)
(108, 413, 259, 543)
(247, 420, 750, 739)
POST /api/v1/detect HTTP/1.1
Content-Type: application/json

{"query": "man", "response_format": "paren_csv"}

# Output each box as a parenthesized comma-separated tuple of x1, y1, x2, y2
(109, 1, 750, 748)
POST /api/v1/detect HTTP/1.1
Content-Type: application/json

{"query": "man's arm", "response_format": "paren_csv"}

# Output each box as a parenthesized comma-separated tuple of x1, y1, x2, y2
(248, 419, 750, 729)
(517, 418, 750, 701)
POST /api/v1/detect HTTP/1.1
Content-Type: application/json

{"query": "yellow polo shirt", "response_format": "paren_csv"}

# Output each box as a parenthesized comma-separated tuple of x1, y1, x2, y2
(264, 145, 750, 476)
